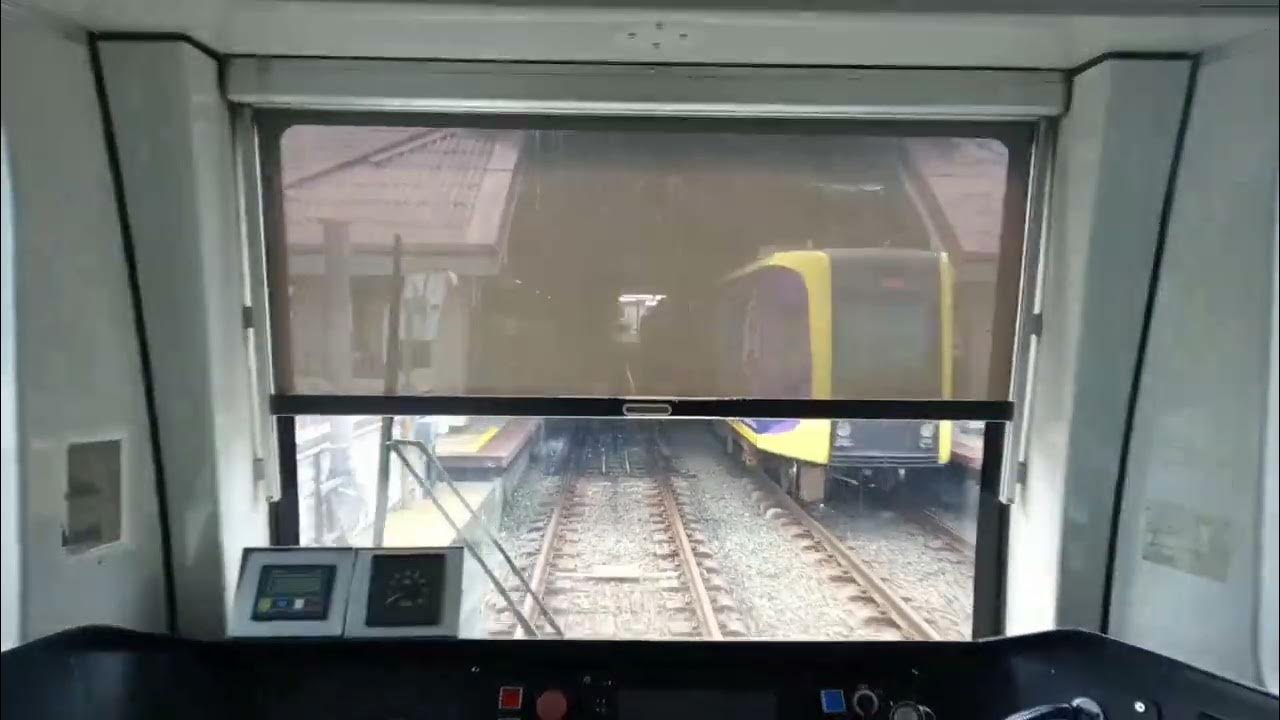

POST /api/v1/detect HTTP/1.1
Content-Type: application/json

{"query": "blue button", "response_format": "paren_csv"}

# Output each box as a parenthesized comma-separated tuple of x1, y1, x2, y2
(820, 689, 846, 714)
(272, 598, 291, 609)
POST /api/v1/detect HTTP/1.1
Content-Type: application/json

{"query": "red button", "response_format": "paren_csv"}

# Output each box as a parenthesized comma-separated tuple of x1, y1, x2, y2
(498, 686, 523, 710)
(536, 689, 569, 720)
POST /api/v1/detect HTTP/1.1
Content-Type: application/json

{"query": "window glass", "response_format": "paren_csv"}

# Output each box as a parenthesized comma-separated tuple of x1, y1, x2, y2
(269, 123, 1025, 400)
(833, 258, 942, 398)
(293, 415, 988, 641)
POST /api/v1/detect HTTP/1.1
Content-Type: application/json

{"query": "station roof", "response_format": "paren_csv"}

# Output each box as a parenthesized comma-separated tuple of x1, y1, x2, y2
(280, 127, 1004, 288)
(282, 126, 522, 273)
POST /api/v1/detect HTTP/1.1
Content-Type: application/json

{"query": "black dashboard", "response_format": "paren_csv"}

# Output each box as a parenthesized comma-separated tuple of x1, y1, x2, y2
(2, 626, 1276, 720)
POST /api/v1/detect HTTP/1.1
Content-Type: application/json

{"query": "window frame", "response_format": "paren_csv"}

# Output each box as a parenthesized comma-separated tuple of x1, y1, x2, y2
(241, 82, 1053, 640)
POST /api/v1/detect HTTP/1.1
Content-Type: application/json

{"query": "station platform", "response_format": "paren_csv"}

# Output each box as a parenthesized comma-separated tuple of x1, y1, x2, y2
(951, 431, 984, 470)
(341, 417, 543, 636)
(367, 481, 504, 547)
(353, 454, 516, 638)
(435, 418, 540, 470)
(343, 418, 542, 549)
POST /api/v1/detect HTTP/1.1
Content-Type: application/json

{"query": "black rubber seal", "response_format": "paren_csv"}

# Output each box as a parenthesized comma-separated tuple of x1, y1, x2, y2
(87, 38, 179, 635)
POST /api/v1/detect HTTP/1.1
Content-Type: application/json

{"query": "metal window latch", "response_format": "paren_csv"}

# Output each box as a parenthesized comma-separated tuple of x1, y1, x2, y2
(241, 305, 255, 330)
(1027, 312, 1043, 337)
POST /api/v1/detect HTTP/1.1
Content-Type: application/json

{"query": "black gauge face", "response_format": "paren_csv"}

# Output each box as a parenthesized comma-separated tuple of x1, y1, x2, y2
(365, 554, 447, 627)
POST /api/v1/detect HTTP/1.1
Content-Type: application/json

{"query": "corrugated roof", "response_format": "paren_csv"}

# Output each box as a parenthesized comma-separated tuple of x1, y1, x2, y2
(280, 127, 1005, 268)
(282, 126, 522, 259)
(282, 126, 425, 184)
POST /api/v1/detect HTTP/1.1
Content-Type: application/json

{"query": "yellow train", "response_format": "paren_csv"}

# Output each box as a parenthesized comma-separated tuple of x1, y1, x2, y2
(716, 248, 954, 499)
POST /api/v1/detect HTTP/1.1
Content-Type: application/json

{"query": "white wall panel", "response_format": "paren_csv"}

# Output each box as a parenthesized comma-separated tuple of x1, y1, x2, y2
(100, 40, 269, 638)
(1, 17, 167, 640)
(1, 110, 19, 652)
(19, 0, 1278, 68)
(1007, 58, 1191, 634)
(1109, 29, 1279, 688)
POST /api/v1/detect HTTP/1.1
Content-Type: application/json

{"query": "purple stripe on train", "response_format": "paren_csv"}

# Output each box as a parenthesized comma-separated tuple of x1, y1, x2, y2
(741, 419, 801, 435)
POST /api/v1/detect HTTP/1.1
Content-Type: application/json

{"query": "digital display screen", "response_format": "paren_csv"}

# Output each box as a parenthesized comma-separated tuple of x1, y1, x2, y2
(267, 574, 325, 596)
(365, 554, 447, 627)
(251, 564, 335, 622)
(618, 690, 776, 720)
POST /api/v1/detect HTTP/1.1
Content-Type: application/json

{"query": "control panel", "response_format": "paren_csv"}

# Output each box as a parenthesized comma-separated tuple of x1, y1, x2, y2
(251, 565, 335, 622)
(345, 546, 464, 638)
(818, 687, 934, 720)
(458, 664, 939, 719)
(229, 546, 463, 638)
(229, 548, 355, 638)
(3, 627, 1277, 720)
(465, 678, 938, 719)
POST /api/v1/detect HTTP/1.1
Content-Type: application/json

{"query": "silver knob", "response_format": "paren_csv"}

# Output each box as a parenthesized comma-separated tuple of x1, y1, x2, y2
(852, 688, 880, 717)
(889, 701, 926, 720)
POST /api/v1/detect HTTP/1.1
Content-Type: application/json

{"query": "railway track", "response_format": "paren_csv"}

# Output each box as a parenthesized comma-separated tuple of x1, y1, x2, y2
(747, 473, 943, 641)
(493, 425, 735, 639)
(489, 422, 946, 642)
(917, 508, 976, 558)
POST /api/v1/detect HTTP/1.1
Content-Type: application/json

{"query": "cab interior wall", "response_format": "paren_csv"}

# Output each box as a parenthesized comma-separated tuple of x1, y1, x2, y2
(1106, 29, 1279, 690)
(1, 0, 1277, 700)
(1, 16, 169, 645)
(1006, 57, 1193, 636)
(96, 40, 270, 638)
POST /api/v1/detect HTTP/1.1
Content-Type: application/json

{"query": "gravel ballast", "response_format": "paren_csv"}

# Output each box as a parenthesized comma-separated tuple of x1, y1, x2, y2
(473, 420, 976, 641)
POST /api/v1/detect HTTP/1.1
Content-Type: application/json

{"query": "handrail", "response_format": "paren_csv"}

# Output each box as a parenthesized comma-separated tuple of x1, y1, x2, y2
(388, 439, 564, 638)
(388, 444, 541, 638)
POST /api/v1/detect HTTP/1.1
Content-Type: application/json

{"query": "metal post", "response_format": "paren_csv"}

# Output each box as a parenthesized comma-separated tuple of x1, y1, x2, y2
(372, 235, 405, 547)
(312, 451, 324, 544)
(1000, 120, 1055, 505)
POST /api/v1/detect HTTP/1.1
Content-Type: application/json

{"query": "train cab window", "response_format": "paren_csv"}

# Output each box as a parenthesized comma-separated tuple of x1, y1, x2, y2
(261, 120, 1031, 402)
(283, 415, 992, 641)
(259, 113, 1035, 644)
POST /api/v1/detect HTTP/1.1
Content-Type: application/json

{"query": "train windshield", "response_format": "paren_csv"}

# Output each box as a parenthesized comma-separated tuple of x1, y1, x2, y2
(264, 121, 1028, 401)
(833, 290, 941, 398)
(263, 117, 1030, 644)
(289, 415, 991, 641)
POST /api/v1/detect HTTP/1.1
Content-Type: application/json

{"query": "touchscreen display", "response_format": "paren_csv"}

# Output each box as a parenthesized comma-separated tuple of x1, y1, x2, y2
(251, 564, 335, 621)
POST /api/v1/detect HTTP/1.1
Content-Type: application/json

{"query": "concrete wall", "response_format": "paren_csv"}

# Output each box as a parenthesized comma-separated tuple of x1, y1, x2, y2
(1, 16, 167, 640)
(99, 40, 269, 638)
(1108, 30, 1279, 689)
(1007, 58, 1191, 634)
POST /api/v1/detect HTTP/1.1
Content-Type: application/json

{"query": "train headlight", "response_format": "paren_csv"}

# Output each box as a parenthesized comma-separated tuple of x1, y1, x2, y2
(919, 422, 936, 449)
(834, 421, 854, 447)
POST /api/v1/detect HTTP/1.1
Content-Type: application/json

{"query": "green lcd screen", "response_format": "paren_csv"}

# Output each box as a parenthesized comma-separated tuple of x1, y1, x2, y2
(251, 564, 335, 622)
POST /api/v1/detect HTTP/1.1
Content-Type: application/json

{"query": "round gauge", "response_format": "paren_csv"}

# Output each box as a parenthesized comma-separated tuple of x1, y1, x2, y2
(385, 567, 431, 609)
(365, 554, 446, 627)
